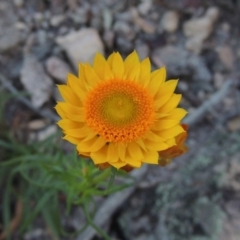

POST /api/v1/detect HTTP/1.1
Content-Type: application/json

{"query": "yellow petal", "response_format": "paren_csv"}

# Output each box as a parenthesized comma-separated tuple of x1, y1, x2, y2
(63, 135, 82, 145)
(118, 142, 127, 161)
(107, 143, 119, 162)
(144, 139, 169, 151)
(155, 112, 169, 119)
(148, 67, 166, 97)
(83, 63, 101, 88)
(128, 142, 144, 161)
(77, 136, 106, 152)
(56, 102, 84, 122)
(78, 63, 86, 82)
(111, 52, 124, 79)
(139, 57, 151, 87)
(144, 130, 165, 142)
(135, 138, 147, 151)
(107, 52, 115, 66)
(165, 138, 176, 148)
(55, 104, 68, 119)
(67, 73, 87, 103)
(124, 151, 142, 168)
(124, 51, 140, 80)
(90, 144, 108, 164)
(93, 52, 108, 79)
(65, 126, 93, 138)
(109, 161, 127, 169)
(152, 120, 179, 131)
(127, 63, 141, 81)
(158, 125, 184, 140)
(154, 80, 178, 108)
(57, 119, 84, 130)
(57, 85, 80, 106)
(142, 150, 159, 164)
(162, 108, 187, 121)
(158, 94, 182, 113)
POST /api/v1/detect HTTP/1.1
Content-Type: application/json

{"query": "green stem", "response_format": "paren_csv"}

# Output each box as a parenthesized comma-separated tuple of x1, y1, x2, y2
(91, 168, 111, 184)
(105, 167, 117, 195)
(83, 203, 111, 240)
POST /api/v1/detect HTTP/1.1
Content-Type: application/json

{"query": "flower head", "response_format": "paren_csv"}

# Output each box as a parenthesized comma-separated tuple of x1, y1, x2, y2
(55, 51, 188, 170)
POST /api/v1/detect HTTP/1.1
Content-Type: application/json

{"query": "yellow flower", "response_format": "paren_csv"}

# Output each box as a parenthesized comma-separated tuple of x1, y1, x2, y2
(55, 51, 187, 170)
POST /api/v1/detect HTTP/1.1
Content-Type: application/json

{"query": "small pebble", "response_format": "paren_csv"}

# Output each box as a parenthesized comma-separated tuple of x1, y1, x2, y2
(161, 11, 179, 33)
(13, 0, 24, 7)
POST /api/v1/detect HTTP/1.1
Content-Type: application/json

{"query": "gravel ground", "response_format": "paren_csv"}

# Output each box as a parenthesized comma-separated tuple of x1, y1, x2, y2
(0, 0, 240, 239)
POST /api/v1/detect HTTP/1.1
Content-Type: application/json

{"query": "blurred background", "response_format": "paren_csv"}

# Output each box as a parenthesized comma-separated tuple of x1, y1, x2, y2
(0, 0, 240, 239)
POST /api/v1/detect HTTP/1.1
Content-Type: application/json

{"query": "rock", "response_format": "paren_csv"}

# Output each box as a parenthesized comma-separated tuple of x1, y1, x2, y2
(37, 125, 57, 141)
(219, 205, 240, 240)
(227, 117, 240, 132)
(50, 15, 65, 27)
(131, 8, 156, 34)
(217, 46, 235, 70)
(115, 10, 133, 22)
(36, 29, 48, 45)
(221, 22, 231, 33)
(24, 229, 48, 240)
(137, 0, 152, 16)
(56, 28, 104, 70)
(21, 55, 53, 108)
(58, 26, 69, 35)
(223, 97, 235, 110)
(70, 5, 90, 24)
(113, 20, 135, 40)
(103, 30, 115, 49)
(0, 1, 25, 51)
(213, 72, 225, 89)
(15, 22, 28, 31)
(33, 12, 44, 23)
(46, 56, 71, 83)
(161, 11, 179, 33)
(53, 87, 64, 102)
(90, 16, 103, 31)
(152, 46, 212, 82)
(103, 8, 113, 31)
(135, 42, 150, 60)
(116, 36, 133, 53)
(135, 234, 155, 240)
(184, 7, 219, 38)
(0, 27, 23, 52)
(13, 0, 24, 7)
(178, 81, 189, 91)
(28, 119, 48, 130)
(183, 7, 219, 54)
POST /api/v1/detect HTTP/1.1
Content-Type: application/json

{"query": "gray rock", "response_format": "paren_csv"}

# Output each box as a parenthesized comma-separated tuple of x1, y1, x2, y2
(103, 8, 113, 31)
(70, 6, 89, 24)
(113, 20, 136, 40)
(50, 14, 65, 27)
(13, 0, 24, 7)
(0, 27, 23, 52)
(137, 0, 153, 16)
(135, 42, 150, 60)
(183, 7, 219, 54)
(21, 55, 53, 108)
(116, 36, 133, 52)
(161, 10, 179, 33)
(36, 29, 48, 45)
(46, 56, 71, 83)
(56, 28, 104, 70)
(152, 46, 212, 82)
(103, 30, 115, 49)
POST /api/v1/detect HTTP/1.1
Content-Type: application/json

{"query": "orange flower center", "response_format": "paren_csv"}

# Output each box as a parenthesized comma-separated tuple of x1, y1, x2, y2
(84, 80, 155, 142)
